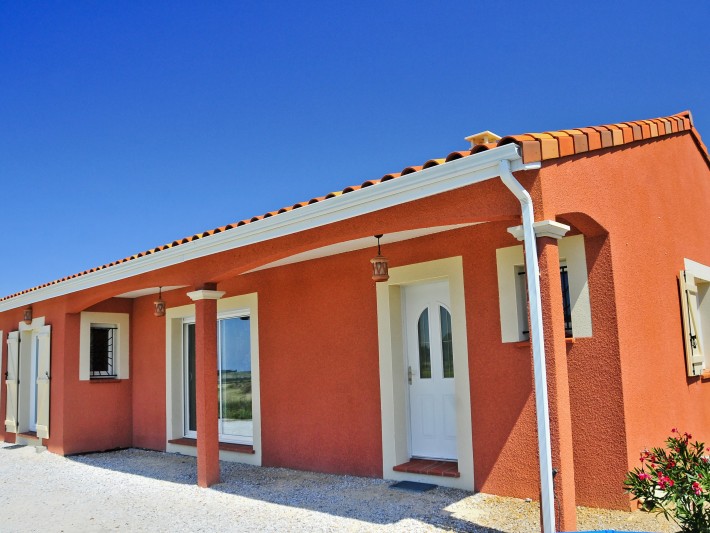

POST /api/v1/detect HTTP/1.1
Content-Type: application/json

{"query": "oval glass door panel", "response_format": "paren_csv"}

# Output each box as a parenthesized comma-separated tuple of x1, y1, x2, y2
(418, 309, 431, 379)
(440, 306, 454, 378)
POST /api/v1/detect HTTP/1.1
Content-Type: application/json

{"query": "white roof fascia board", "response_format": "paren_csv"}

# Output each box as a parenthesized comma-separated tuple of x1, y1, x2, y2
(0, 144, 527, 311)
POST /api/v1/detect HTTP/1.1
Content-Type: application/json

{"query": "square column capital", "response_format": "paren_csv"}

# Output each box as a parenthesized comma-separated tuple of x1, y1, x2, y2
(187, 289, 226, 301)
(507, 220, 570, 242)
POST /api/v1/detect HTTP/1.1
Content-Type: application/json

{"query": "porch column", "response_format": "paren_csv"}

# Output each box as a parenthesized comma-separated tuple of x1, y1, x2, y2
(187, 286, 225, 488)
(509, 220, 577, 532)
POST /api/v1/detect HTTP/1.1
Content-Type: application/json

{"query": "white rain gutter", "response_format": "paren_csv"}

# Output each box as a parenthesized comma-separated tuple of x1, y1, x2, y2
(498, 159, 555, 533)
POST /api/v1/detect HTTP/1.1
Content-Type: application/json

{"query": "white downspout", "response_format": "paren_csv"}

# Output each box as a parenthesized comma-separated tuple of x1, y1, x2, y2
(498, 159, 555, 533)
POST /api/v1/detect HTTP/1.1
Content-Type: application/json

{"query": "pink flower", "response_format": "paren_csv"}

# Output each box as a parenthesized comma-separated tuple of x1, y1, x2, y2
(658, 475, 675, 490)
(660, 479, 674, 489)
(638, 472, 650, 481)
(693, 481, 703, 496)
(685, 432, 693, 440)
(672, 428, 678, 434)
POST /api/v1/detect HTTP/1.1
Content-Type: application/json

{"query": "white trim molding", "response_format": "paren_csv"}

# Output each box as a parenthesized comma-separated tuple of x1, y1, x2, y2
(79, 312, 130, 380)
(186, 290, 226, 301)
(507, 220, 570, 241)
(165, 293, 262, 467)
(496, 234, 592, 342)
(376, 256, 473, 490)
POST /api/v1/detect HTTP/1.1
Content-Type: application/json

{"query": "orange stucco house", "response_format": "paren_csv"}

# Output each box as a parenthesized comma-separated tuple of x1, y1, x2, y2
(1, 110, 709, 531)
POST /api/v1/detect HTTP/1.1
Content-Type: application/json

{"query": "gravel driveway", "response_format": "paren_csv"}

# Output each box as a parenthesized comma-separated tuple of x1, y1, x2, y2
(0, 443, 675, 532)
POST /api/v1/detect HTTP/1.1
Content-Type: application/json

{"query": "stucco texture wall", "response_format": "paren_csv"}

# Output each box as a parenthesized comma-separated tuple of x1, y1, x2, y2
(538, 132, 710, 508)
(61, 298, 134, 455)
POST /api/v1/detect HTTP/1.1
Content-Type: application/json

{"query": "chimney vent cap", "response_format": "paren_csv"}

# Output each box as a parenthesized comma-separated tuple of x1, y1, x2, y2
(465, 130, 502, 148)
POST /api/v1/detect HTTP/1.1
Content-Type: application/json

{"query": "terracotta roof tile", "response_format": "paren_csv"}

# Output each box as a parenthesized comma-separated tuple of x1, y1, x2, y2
(561, 130, 589, 154)
(423, 158, 445, 169)
(528, 133, 560, 160)
(400, 165, 423, 176)
(445, 151, 469, 162)
(579, 128, 603, 151)
(2, 110, 705, 303)
(617, 124, 633, 143)
(545, 131, 575, 158)
(470, 144, 494, 155)
(594, 126, 614, 148)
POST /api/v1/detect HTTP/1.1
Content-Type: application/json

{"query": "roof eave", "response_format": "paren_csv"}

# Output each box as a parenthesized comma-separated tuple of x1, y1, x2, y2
(0, 143, 529, 312)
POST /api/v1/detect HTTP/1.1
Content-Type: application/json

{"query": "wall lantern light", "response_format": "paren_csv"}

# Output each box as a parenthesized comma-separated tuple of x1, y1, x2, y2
(154, 287, 166, 317)
(23, 306, 33, 325)
(371, 234, 390, 282)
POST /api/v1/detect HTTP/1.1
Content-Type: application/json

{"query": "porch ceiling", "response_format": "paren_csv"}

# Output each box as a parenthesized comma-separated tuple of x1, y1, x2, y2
(243, 223, 479, 273)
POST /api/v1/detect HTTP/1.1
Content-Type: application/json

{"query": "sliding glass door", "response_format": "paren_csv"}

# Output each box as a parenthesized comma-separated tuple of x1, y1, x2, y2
(183, 313, 252, 444)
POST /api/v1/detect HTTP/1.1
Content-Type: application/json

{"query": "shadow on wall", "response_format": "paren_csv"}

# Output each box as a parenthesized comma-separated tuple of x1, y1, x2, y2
(63, 448, 509, 532)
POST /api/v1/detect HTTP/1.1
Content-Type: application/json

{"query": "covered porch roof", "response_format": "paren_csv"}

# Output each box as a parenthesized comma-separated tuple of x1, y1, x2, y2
(0, 142, 532, 311)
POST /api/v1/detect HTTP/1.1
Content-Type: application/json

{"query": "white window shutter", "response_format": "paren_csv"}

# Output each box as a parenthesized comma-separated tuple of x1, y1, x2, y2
(680, 271, 705, 376)
(35, 325, 51, 439)
(4, 331, 20, 433)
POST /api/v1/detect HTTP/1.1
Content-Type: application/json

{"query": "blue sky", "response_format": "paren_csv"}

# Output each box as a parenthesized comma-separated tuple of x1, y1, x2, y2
(0, 1, 708, 297)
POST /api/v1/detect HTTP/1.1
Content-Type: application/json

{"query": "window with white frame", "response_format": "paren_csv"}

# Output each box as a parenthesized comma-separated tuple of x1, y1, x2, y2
(183, 311, 253, 444)
(80, 312, 130, 380)
(165, 293, 261, 461)
(680, 260, 710, 376)
(497, 235, 592, 343)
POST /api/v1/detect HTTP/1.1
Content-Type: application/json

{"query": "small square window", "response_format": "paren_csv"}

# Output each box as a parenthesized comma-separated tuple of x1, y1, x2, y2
(79, 312, 129, 381)
(90, 324, 118, 378)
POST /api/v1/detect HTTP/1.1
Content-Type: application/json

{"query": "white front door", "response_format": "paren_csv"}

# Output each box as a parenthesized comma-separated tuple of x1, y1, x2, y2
(404, 280, 457, 460)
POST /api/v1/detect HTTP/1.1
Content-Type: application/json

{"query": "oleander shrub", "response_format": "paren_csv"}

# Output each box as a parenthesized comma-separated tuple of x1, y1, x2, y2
(624, 429, 710, 532)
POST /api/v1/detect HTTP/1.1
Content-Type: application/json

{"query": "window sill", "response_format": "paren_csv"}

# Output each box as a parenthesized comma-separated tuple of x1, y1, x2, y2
(89, 378, 122, 383)
(700, 370, 710, 381)
(168, 437, 255, 455)
(514, 338, 577, 348)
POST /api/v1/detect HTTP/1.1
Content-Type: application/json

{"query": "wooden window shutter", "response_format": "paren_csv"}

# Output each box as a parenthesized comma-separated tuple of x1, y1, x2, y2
(4, 331, 20, 433)
(35, 325, 51, 439)
(679, 271, 704, 376)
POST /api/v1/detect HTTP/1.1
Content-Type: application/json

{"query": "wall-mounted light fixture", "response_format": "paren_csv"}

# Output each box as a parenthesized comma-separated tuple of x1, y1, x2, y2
(154, 287, 166, 317)
(23, 306, 33, 325)
(370, 234, 389, 282)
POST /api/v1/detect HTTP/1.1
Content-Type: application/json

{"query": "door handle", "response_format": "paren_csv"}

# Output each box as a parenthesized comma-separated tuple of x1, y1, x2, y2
(408, 366, 413, 385)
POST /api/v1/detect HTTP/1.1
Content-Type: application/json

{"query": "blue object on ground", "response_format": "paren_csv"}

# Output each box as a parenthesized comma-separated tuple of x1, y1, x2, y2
(389, 480, 437, 492)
